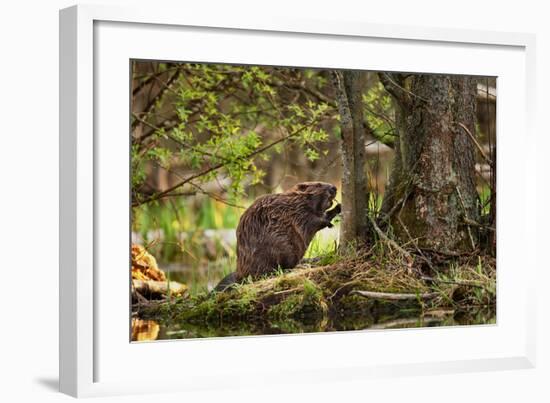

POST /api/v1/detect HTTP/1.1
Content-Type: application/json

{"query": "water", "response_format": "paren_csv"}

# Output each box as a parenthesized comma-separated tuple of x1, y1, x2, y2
(161, 260, 232, 295)
(131, 307, 496, 341)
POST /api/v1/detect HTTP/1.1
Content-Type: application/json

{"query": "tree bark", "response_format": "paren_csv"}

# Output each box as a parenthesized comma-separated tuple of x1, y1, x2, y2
(332, 71, 369, 246)
(380, 74, 480, 254)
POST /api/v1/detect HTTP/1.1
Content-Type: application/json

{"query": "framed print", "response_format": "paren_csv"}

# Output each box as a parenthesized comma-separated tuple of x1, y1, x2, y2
(59, 4, 537, 397)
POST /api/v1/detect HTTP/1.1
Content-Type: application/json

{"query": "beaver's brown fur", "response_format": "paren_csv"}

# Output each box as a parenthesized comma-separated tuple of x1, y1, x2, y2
(215, 182, 340, 291)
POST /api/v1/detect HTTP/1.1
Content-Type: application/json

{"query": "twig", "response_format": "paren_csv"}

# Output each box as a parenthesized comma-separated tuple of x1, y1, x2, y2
(149, 161, 246, 209)
(134, 121, 319, 206)
(273, 288, 301, 296)
(383, 73, 428, 101)
(419, 248, 473, 257)
(396, 216, 435, 271)
(378, 73, 427, 109)
(367, 315, 448, 329)
(462, 217, 495, 232)
(132, 70, 163, 97)
(132, 113, 233, 163)
(421, 276, 485, 288)
(132, 68, 182, 130)
(455, 186, 476, 251)
(133, 289, 149, 304)
(328, 279, 363, 300)
(367, 214, 413, 261)
(351, 290, 439, 301)
(275, 78, 336, 107)
(458, 122, 493, 167)
(188, 181, 246, 209)
(156, 191, 197, 198)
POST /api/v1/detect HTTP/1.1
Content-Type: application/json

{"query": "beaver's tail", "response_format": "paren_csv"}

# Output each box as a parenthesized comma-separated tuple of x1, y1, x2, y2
(213, 272, 238, 292)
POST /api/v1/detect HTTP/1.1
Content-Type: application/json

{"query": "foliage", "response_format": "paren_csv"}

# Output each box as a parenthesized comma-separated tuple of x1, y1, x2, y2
(131, 63, 336, 205)
(131, 64, 413, 208)
(362, 80, 396, 146)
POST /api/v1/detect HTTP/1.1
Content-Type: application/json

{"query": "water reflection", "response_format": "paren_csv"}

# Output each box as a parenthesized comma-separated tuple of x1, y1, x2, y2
(131, 318, 160, 341)
(131, 307, 495, 341)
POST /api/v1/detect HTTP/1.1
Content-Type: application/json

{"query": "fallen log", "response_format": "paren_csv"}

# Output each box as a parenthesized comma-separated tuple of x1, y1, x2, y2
(132, 280, 188, 300)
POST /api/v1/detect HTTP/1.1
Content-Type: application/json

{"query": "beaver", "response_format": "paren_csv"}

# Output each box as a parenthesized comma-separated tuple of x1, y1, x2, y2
(214, 182, 341, 291)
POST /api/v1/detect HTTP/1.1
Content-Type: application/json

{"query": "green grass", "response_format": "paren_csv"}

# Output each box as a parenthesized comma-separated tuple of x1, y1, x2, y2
(478, 184, 492, 215)
(304, 229, 340, 264)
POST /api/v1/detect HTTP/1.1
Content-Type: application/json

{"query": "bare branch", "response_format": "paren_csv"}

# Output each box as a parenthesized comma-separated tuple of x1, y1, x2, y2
(132, 68, 182, 130)
(378, 73, 409, 109)
(421, 276, 485, 288)
(458, 122, 493, 167)
(188, 181, 246, 209)
(367, 214, 413, 261)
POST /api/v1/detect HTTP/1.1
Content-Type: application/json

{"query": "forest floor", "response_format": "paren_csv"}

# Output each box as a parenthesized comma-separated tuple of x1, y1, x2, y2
(135, 245, 496, 336)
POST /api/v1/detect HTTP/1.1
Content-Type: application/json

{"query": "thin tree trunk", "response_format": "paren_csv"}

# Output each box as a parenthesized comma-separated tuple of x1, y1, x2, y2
(332, 71, 369, 246)
(380, 104, 407, 218)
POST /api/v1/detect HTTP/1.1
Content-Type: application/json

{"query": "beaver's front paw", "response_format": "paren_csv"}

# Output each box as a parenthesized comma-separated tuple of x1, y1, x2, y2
(325, 204, 341, 223)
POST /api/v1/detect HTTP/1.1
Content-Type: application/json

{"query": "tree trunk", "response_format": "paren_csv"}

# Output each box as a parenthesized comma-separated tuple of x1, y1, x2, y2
(332, 71, 369, 246)
(380, 74, 480, 254)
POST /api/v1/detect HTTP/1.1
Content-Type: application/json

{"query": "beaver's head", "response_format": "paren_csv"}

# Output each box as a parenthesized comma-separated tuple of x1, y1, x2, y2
(289, 181, 337, 215)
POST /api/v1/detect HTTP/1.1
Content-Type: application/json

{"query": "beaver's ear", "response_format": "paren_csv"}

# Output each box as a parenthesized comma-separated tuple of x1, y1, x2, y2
(295, 183, 308, 192)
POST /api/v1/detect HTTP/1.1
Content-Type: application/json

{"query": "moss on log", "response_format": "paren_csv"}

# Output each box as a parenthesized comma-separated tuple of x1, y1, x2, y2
(136, 251, 496, 331)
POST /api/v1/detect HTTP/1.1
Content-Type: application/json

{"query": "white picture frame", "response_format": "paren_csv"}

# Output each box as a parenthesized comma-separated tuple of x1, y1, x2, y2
(59, 4, 537, 398)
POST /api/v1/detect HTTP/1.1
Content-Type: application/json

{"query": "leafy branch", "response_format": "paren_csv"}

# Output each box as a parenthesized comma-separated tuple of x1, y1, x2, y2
(132, 121, 320, 207)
